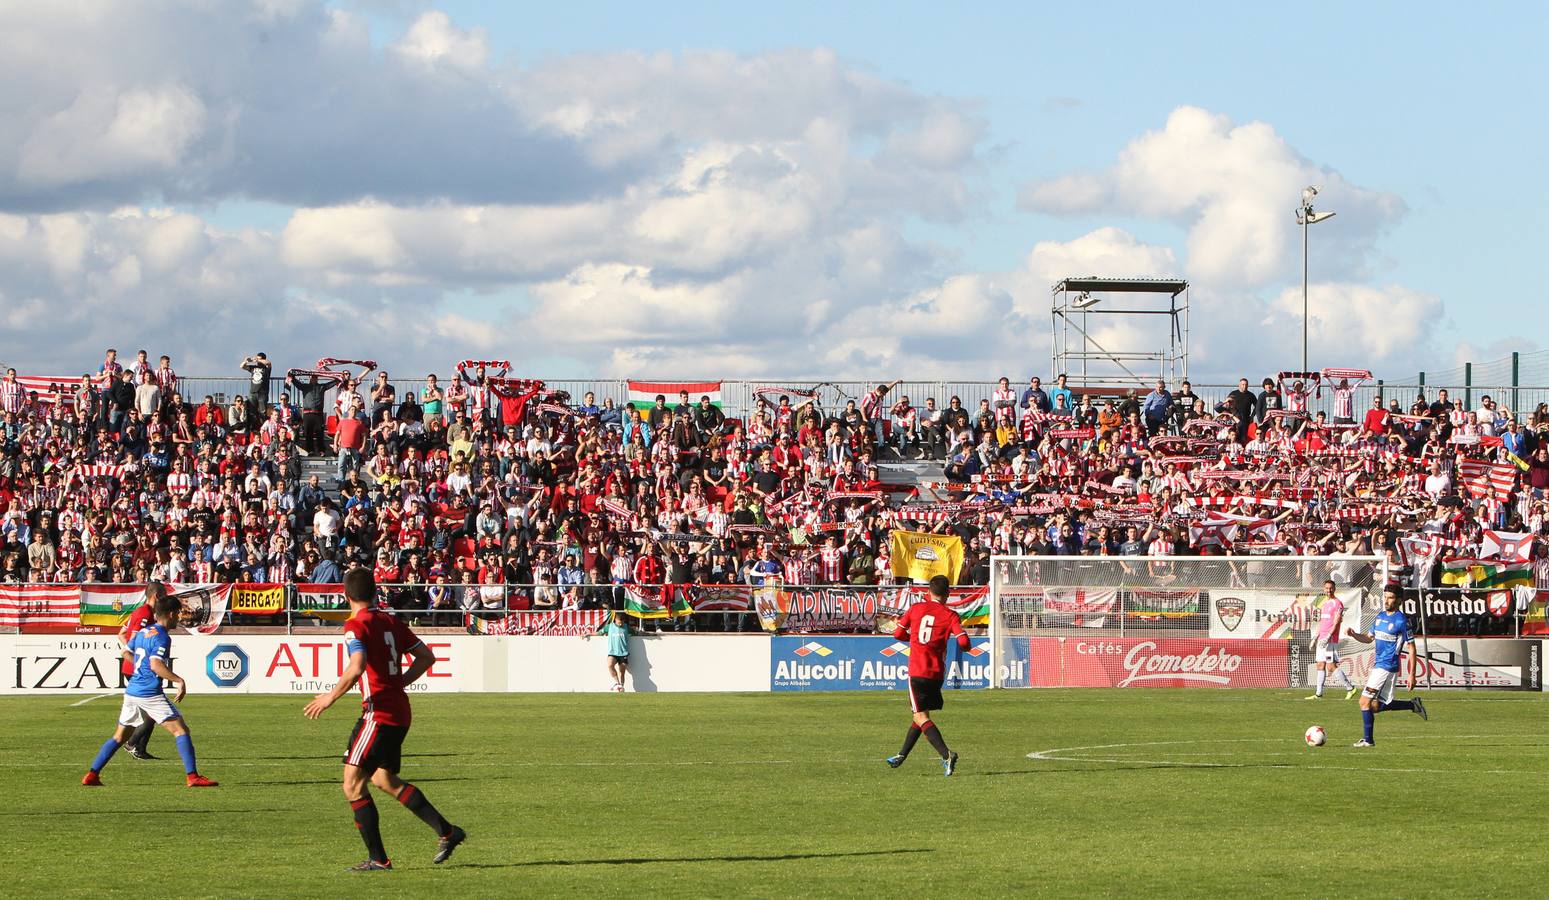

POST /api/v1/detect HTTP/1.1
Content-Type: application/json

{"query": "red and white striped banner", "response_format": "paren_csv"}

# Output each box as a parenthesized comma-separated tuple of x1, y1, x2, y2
(468, 609, 606, 636)
(0, 585, 81, 629)
(14, 376, 95, 406)
(1458, 458, 1516, 501)
(1179, 495, 1301, 511)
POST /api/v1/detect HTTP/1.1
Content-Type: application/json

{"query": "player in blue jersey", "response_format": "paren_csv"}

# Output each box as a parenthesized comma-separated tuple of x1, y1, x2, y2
(1345, 586, 1427, 748)
(81, 592, 219, 787)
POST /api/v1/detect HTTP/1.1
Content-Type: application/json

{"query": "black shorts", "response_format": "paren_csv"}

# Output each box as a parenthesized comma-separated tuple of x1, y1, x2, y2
(608, 654, 629, 665)
(343, 717, 408, 776)
(908, 677, 945, 713)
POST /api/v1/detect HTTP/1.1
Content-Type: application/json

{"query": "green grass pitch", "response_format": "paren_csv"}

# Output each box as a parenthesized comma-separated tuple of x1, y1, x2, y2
(6, 689, 1548, 897)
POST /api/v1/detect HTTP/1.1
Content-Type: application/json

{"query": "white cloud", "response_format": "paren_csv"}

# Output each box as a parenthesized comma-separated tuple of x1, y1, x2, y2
(389, 11, 489, 71)
(1020, 106, 1406, 289)
(1266, 282, 1443, 365)
(0, 5, 993, 381)
(0, 7, 1443, 389)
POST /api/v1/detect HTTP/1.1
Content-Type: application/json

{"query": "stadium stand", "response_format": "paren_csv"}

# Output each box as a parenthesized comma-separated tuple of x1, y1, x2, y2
(2, 353, 1547, 635)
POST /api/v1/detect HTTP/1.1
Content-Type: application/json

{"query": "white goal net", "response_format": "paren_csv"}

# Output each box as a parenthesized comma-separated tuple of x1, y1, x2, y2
(988, 555, 1387, 689)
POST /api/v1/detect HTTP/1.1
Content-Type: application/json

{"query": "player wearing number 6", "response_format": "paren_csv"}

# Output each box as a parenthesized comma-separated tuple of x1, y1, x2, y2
(885, 574, 970, 776)
(303, 569, 466, 872)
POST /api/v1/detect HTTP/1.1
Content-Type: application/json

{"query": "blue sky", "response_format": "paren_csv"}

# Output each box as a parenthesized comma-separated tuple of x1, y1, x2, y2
(419, 0, 1543, 302)
(1, 1, 1544, 383)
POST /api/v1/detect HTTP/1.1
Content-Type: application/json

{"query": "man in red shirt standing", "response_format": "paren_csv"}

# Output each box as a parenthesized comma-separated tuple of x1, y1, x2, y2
(1362, 395, 1389, 436)
(304, 569, 466, 872)
(886, 575, 969, 776)
(334, 411, 367, 482)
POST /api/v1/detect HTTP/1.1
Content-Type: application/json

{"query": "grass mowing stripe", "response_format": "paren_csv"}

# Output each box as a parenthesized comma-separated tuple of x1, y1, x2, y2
(7, 689, 1548, 897)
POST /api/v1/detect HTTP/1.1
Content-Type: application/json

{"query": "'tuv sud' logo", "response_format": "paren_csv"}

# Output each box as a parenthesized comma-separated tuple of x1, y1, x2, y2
(206, 644, 250, 687)
(792, 641, 832, 657)
(1216, 597, 1245, 633)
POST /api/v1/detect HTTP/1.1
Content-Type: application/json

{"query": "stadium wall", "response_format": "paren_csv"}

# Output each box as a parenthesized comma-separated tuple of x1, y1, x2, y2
(4, 633, 1539, 694)
(0, 634, 771, 695)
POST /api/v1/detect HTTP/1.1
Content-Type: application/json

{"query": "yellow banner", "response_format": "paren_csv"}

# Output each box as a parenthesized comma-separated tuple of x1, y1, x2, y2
(230, 584, 285, 615)
(889, 530, 963, 584)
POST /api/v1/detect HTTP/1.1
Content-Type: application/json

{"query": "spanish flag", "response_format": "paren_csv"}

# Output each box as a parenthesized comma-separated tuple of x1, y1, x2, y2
(889, 530, 964, 584)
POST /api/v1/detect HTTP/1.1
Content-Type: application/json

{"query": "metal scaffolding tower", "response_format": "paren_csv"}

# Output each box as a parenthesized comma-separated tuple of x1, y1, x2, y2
(1050, 276, 1189, 388)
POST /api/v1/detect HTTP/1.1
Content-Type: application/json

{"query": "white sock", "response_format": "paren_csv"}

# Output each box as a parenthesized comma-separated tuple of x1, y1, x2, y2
(1315, 669, 1327, 696)
(1333, 667, 1354, 690)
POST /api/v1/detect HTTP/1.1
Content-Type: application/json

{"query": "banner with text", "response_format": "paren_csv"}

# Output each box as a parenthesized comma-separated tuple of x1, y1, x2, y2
(76, 584, 228, 635)
(1026, 637, 1293, 688)
(770, 636, 1007, 691)
(759, 586, 991, 633)
(1208, 590, 1323, 639)
(468, 610, 607, 636)
(293, 584, 350, 622)
(1338, 639, 1541, 691)
(230, 583, 285, 616)
(0, 586, 81, 632)
(888, 530, 964, 584)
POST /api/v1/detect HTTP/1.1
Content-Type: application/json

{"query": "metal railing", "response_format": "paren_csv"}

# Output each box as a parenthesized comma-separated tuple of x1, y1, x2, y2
(167, 376, 1549, 422)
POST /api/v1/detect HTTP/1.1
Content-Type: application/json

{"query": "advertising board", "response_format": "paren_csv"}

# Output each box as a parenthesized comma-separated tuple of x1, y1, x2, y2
(769, 636, 1010, 692)
(1026, 637, 1293, 688)
(1341, 639, 1541, 691)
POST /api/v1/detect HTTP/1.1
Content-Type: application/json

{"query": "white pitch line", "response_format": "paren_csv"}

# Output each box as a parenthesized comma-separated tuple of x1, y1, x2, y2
(0, 757, 821, 770)
(1026, 735, 1534, 776)
(68, 692, 120, 707)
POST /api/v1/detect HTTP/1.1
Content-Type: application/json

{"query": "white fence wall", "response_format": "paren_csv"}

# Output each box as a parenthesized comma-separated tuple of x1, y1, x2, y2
(0, 634, 770, 695)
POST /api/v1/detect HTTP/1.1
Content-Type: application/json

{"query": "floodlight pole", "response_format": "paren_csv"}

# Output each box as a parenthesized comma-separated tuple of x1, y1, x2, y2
(1295, 188, 1334, 373)
(1301, 215, 1308, 372)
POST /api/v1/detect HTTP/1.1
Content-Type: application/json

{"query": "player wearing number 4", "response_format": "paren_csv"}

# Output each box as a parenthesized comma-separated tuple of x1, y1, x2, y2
(1304, 579, 1358, 701)
(1345, 587, 1428, 747)
(303, 569, 466, 872)
(885, 575, 969, 776)
(81, 589, 218, 788)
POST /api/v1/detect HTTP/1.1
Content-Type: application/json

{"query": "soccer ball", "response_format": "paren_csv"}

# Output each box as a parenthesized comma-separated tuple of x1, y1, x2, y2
(612, 683, 625, 693)
(1304, 725, 1326, 747)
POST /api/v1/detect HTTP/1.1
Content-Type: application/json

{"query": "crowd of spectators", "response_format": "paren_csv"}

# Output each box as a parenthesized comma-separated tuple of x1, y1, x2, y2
(3, 351, 1548, 630)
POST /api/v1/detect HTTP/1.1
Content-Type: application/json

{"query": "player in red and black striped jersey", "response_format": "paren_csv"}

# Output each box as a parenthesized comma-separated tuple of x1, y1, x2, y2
(303, 569, 466, 872)
(886, 575, 969, 776)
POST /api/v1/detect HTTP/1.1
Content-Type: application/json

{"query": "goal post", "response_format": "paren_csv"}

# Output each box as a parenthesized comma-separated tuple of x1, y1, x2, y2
(987, 555, 1388, 689)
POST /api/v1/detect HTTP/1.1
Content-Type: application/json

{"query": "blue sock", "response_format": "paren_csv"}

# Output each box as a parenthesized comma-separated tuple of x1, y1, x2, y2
(175, 734, 197, 775)
(1362, 708, 1375, 743)
(90, 738, 122, 773)
(1379, 700, 1413, 713)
